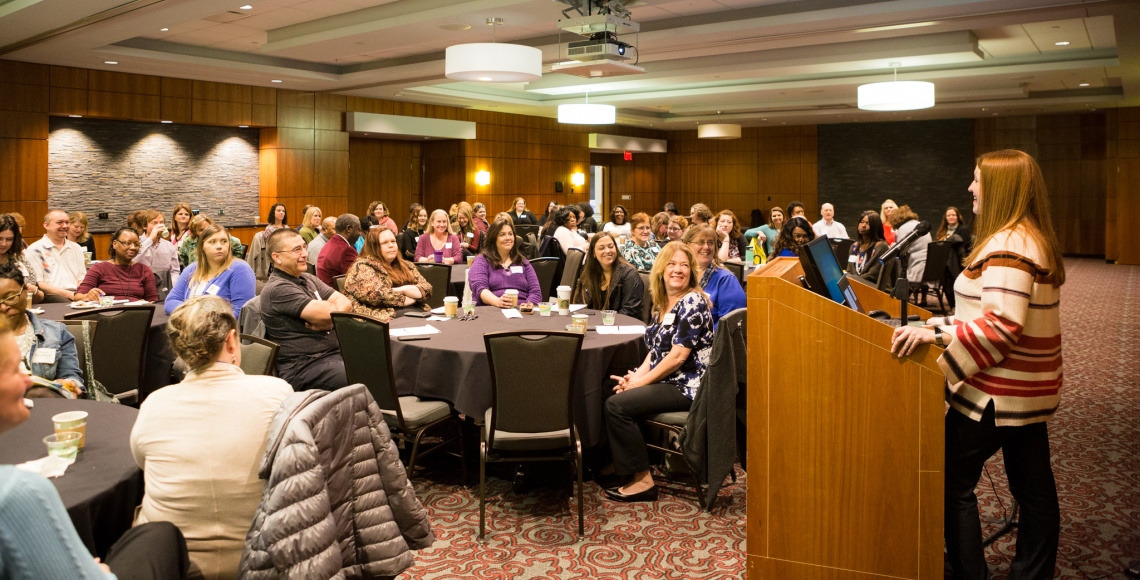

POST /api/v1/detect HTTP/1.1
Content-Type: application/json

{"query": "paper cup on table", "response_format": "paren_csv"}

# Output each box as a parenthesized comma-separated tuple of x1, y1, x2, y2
(571, 314, 588, 333)
(556, 285, 571, 315)
(443, 296, 459, 318)
(467, 255, 476, 266)
(52, 411, 88, 449)
(503, 289, 519, 307)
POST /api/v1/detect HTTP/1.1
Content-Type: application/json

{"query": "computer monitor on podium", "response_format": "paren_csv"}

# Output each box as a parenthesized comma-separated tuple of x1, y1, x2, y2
(799, 235, 863, 313)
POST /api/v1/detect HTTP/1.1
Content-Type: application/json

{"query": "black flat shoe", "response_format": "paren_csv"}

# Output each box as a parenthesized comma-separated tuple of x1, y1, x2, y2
(603, 485, 658, 503)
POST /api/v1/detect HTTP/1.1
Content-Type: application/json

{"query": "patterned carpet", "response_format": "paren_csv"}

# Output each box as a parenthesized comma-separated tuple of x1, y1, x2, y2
(398, 258, 1137, 579)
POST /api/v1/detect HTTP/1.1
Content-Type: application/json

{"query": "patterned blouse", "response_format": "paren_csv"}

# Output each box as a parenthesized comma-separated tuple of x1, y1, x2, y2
(343, 255, 432, 322)
(621, 239, 660, 271)
(645, 290, 714, 399)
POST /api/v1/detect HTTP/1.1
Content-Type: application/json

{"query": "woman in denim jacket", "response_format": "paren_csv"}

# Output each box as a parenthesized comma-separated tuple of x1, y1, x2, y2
(0, 263, 84, 396)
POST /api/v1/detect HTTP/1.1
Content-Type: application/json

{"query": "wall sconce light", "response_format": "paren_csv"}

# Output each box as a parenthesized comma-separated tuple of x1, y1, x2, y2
(475, 170, 491, 186)
(570, 172, 585, 187)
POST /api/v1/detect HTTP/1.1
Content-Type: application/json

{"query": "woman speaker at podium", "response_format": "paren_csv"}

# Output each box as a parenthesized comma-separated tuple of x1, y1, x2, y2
(890, 149, 1065, 579)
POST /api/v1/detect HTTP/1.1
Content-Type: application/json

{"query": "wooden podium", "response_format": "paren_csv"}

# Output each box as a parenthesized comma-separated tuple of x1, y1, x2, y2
(745, 258, 946, 579)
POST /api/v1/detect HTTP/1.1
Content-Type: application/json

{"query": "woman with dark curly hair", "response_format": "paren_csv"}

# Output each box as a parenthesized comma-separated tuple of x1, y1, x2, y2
(770, 216, 815, 258)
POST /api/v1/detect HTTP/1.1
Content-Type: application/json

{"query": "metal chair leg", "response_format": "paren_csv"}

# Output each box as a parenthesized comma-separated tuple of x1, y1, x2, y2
(575, 443, 584, 536)
(478, 442, 487, 541)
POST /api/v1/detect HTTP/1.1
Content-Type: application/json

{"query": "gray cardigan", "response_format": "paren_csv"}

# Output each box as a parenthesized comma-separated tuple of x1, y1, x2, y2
(240, 384, 434, 579)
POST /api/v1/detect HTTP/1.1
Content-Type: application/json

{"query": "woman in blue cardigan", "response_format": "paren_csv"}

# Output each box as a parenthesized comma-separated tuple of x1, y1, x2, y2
(166, 224, 256, 319)
(682, 224, 745, 326)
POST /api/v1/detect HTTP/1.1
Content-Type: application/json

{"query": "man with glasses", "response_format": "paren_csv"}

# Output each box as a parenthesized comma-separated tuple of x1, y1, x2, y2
(261, 229, 352, 391)
(25, 210, 88, 303)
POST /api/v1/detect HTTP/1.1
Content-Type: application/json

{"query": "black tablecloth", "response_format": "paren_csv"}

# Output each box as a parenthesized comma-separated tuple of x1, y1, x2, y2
(37, 302, 174, 402)
(389, 306, 646, 447)
(0, 398, 143, 558)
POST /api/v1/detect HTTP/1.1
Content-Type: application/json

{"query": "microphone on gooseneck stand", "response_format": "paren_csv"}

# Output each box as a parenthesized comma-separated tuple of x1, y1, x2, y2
(878, 220, 932, 264)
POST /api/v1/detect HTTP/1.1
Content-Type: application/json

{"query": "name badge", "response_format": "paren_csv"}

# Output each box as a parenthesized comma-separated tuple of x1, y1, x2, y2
(467, 232, 474, 239)
(848, 254, 858, 263)
(663, 313, 676, 327)
(510, 266, 523, 274)
(206, 284, 221, 295)
(445, 243, 453, 249)
(32, 347, 56, 365)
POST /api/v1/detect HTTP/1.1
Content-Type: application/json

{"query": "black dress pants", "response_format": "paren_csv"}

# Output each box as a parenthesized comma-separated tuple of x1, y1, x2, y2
(105, 521, 189, 580)
(604, 383, 692, 477)
(944, 404, 1059, 579)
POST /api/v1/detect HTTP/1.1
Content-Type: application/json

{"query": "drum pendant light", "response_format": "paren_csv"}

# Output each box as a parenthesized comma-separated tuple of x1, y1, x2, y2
(445, 18, 542, 83)
(858, 64, 935, 111)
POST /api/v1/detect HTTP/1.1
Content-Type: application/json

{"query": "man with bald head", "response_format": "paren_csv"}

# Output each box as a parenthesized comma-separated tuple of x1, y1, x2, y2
(306, 216, 337, 266)
(26, 210, 88, 302)
(812, 203, 848, 239)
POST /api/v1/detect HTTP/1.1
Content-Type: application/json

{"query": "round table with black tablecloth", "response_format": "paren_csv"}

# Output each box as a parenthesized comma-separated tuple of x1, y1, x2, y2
(0, 398, 143, 558)
(389, 306, 647, 448)
(36, 302, 174, 403)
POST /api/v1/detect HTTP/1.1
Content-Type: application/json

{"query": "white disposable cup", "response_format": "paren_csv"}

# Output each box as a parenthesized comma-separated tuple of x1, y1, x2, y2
(556, 285, 571, 315)
(443, 296, 459, 318)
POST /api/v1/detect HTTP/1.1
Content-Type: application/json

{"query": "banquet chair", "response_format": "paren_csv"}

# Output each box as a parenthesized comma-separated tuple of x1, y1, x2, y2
(61, 320, 96, 387)
(876, 256, 901, 293)
(530, 257, 560, 301)
(514, 223, 540, 240)
(910, 240, 952, 313)
(239, 334, 279, 376)
(331, 312, 463, 477)
(65, 304, 156, 405)
(238, 294, 265, 338)
(638, 270, 652, 323)
(481, 330, 585, 541)
(559, 248, 585, 289)
(334, 275, 346, 294)
(154, 270, 173, 301)
(644, 308, 747, 510)
(414, 263, 450, 309)
(723, 261, 745, 285)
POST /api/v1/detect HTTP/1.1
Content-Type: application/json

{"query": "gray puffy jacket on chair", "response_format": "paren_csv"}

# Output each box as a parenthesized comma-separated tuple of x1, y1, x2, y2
(240, 384, 434, 579)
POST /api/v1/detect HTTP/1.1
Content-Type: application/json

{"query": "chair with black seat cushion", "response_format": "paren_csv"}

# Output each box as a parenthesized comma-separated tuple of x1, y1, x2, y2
(645, 307, 747, 510)
(65, 304, 156, 405)
(529, 257, 560, 301)
(61, 320, 96, 388)
(331, 312, 463, 476)
(333, 275, 346, 294)
(910, 240, 952, 313)
(414, 263, 451, 309)
(876, 256, 901, 293)
(638, 270, 652, 323)
(559, 248, 585, 289)
(239, 334, 279, 376)
(481, 330, 585, 541)
(723, 261, 745, 285)
(514, 223, 540, 241)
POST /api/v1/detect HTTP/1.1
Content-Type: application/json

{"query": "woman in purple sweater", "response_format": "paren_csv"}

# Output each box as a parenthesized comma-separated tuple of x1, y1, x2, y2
(468, 218, 543, 308)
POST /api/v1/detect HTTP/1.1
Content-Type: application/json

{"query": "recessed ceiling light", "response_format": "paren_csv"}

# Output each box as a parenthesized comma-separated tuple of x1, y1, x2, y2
(238, 125, 249, 128)
(161, 120, 173, 124)
(68, 115, 82, 118)
(1079, 82, 1090, 87)
(104, 60, 118, 65)
(160, 27, 169, 32)
(239, 4, 253, 10)
(270, 79, 282, 83)
(440, 23, 472, 31)
(1054, 41, 1070, 46)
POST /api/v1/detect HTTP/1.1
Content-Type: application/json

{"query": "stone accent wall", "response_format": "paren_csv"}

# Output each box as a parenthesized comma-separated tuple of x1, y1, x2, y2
(818, 120, 975, 232)
(48, 117, 259, 232)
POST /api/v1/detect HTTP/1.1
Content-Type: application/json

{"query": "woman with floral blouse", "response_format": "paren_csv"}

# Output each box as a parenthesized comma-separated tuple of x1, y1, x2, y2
(620, 212, 659, 271)
(602, 241, 713, 503)
(344, 227, 432, 322)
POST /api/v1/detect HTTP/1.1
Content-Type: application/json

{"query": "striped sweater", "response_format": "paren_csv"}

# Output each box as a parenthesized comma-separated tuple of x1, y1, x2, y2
(930, 226, 1063, 426)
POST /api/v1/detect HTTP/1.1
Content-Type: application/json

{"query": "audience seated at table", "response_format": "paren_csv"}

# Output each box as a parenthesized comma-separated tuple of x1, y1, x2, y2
(132, 296, 292, 579)
(177, 215, 244, 267)
(507, 197, 538, 226)
(880, 199, 898, 244)
(665, 215, 688, 243)
(169, 203, 193, 247)
(67, 211, 98, 256)
(344, 228, 432, 322)
(683, 224, 745, 325)
(603, 242, 714, 503)
(316, 213, 362, 286)
(414, 209, 463, 264)
(573, 232, 644, 319)
(578, 202, 599, 234)
(472, 203, 490, 233)
(602, 204, 631, 238)
(306, 216, 337, 267)
(468, 218, 543, 308)
(363, 201, 398, 234)
(0, 215, 43, 304)
(621, 212, 660, 271)
(26, 210, 88, 303)
(744, 206, 783, 256)
(0, 263, 84, 396)
(76, 228, 159, 303)
(537, 200, 558, 227)
(542, 207, 589, 256)
(0, 324, 189, 580)
(849, 210, 890, 284)
(453, 202, 483, 256)
(770, 216, 815, 258)
(166, 224, 256, 319)
(131, 209, 180, 285)
(261, 228, 352, 391)
(650, 212, 670, 243)
(889, 205, 933, 284)
(714, 210, 748, 264)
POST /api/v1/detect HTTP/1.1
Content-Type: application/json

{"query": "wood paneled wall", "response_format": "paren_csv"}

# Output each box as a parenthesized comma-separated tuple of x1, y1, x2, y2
(666, 126, 818, 229)
(974, 113, 1108, 257)
(0, 61, 50, 236)
(592, 152, 666, 218)
(260, 91, 349, 223)
(349, 138, 421, 222)
(1107, 108, 1140, 264)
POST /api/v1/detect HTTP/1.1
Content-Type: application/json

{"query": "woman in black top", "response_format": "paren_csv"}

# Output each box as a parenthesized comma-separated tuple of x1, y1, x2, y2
(537, 200, 558, 226)
(508, 197, 538, 225)
(848, 210, 890, 283)
(572, 232, 644, 319)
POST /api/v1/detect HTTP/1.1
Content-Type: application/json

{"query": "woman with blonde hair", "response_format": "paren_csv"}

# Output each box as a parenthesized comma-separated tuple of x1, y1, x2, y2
(891, 149, 1065, 578)
(507, 197, 538, 226)
(414, 209, 463, 264)
(344, 227, 432, 322)
(603, 242, 713, 502)
(67, 211, 97, 256)
(132, 295, 292, 579)
(166, 224, 256, 318)
(879, 199, 898, 244)
(453, 202, 482, 255)
(298, 206, 322, 243)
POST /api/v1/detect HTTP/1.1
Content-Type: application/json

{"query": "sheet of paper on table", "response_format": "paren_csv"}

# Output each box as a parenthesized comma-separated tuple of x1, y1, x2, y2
(569, 304, 587, 312)
(595, 325, 647, 335)
(502, 308, 522, 319)
(427, 315, 450, 321)
(390, 324, 441, 337)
